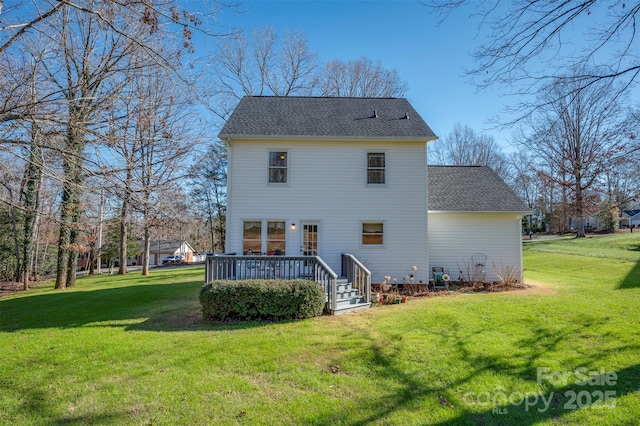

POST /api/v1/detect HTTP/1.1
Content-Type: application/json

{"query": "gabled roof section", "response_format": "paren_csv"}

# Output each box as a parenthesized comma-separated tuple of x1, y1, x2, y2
(143, 240, 194, 253)
(428, 166, 531, 213)
(623, 209, 640, 218)
(219, 96, 437, 141)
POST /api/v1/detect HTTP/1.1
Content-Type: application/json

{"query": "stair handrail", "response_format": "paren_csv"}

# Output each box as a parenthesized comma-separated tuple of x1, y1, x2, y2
(341, 253, 371, 303)
(313, 255, 339, 313)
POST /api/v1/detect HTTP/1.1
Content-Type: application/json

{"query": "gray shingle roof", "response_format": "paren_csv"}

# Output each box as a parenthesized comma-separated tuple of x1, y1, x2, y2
(428, 166, 531, 213)
(219, 96, 437, 140)
(623, 209, 640, 217)
(143, 240, 193, 253)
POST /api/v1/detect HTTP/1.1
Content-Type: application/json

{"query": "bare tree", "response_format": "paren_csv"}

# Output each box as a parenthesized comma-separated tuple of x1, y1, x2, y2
(519, 75, 635, 238)
(205, 28, 409, 122)
(43, 4, 158, 288)
(508, 149, 541, 231)
(190, 141, 227, 253)
(127, 62, 197, 276)
(425, 1, 640, 100)
(315, 56, 408, 98)
(205, 27, 318, 122)
(598, 151, 640, 231)
(428, 123, 510, 180)
(2, 0, 234, 287)
(0, 165, 21, 282)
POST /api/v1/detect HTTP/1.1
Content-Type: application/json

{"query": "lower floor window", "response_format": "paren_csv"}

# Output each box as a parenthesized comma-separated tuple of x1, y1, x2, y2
(243, 221, 262, 254)
(362, 222, 384, 245)
(243, 220, 286, 255)
(267, 221, 286, 255)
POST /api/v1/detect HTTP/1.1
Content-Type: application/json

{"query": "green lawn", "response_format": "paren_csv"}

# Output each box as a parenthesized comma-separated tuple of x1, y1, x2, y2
(1, 233, 639, 425)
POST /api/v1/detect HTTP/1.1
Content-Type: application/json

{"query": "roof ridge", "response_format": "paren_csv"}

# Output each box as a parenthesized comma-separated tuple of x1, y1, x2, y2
(244, 95, 402, 100)
(428, 165, 484, 168)
(220, 96, 437, 140)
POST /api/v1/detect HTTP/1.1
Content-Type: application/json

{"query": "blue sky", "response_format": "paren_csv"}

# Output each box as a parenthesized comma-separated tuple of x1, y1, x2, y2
(208, 0, 513, 147)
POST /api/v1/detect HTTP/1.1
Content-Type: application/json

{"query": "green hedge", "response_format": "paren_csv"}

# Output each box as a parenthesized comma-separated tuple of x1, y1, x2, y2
(199, 279, 326, 321)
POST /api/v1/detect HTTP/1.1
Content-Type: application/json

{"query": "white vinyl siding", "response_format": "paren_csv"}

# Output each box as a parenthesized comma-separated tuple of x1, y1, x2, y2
(226, 139, 429, 283)
(428, 212, 523, 283)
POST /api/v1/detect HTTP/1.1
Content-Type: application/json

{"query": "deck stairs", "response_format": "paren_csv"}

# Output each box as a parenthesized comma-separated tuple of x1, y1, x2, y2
(332, 277, 371, 315)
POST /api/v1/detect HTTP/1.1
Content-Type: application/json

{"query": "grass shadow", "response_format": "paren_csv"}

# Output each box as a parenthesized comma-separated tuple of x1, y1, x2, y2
(301, 314, 640, 424)
(436, 363, 640, 425)
(618, 260, 640, 289)
(301, 327, 444, 425)
(0, 280, 286, 333)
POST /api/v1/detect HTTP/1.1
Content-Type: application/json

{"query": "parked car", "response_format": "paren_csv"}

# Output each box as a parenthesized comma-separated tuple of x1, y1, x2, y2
(162, 255, 184, 264)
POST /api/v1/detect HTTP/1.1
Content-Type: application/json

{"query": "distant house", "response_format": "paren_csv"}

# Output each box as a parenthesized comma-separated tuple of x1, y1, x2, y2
(621, 209, 640, 228)
(136, 240, 195, 266)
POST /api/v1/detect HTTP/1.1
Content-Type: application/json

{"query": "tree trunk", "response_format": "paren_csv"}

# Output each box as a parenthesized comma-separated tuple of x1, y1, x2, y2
(96, 191, 104, 275)
(118, 168, 132, 275)
(55, 191, 71, 289)
(88, 245, 95, 275)
(575, 173, 586, 238)
(142, 227, 150, 276)
(56, 120, 85, 288)
(64, 174, 82, 288)
(65, 207, 80, 287)
(204, 191, 215, 252)
(6, 188, 21, 283)
(118, 204, 128, 275)
(22, 87, 43, 290)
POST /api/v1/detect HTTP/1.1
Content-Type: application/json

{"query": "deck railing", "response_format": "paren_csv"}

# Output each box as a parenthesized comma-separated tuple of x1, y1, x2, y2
(205, 254, 339, 312)
(341, 253, 371, 303)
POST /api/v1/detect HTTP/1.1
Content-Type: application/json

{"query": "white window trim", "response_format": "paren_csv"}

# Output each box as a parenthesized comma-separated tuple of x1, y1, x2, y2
(241, 219, 263, 255)
(242, 219, 288, 255)
(366, 150, 388, 187)
(360, 220, 386, 248)
(267, 149, 289, 186)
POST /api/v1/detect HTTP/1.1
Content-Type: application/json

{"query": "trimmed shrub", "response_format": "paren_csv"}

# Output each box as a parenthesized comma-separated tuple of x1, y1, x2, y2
(199, 279, 325, 321)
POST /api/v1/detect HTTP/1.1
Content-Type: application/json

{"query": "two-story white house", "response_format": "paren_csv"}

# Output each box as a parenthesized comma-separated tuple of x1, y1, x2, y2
(212, 96, 530, 313)
(218, 96, 437, 284)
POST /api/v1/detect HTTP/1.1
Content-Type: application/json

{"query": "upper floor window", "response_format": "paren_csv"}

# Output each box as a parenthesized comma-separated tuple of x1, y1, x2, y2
(367, 152, 385, 184)
(269, 151, 288, 183)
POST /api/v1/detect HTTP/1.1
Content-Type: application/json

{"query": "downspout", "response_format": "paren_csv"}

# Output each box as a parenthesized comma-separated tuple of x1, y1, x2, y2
(518, 216, 524, 283)
(424, 159, 430, 284)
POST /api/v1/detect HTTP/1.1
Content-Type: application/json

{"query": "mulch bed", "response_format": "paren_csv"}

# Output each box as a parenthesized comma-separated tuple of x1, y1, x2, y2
(449, 281, 531, 293)
(372, 281, 531, 301)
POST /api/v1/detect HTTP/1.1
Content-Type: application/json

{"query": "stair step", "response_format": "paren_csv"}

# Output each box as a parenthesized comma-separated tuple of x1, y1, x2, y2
(333, 301, 371, 315)
(336, 296, 364, 305)
(328, 279, 371, 315)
